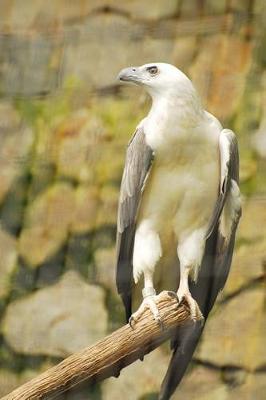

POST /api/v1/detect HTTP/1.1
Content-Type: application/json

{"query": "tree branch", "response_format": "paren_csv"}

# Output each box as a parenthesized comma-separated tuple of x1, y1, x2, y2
(1, 291, 194, 400)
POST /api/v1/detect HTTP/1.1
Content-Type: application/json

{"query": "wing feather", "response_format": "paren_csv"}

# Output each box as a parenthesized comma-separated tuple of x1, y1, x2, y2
(206, 129, 240, 238)
(116, 126, 154, 320)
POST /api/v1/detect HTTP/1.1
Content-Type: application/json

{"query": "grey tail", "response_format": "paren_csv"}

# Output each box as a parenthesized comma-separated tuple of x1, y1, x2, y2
(159, 322, 204, 400)
(158, 231, 220, 400)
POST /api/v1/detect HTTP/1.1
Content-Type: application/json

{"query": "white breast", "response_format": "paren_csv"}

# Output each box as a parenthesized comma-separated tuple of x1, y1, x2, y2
(137, 112, 220, 240)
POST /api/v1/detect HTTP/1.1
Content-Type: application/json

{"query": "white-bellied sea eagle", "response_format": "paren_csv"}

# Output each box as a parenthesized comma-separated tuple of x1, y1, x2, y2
(115, 63, 242, 399)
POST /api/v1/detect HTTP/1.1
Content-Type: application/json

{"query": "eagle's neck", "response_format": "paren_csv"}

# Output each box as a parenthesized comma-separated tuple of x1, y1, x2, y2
(143, 91, 206, 152)
(150, 87, 203, 127)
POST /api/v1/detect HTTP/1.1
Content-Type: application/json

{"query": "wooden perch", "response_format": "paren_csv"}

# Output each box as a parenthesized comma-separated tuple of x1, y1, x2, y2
(1, 291, 194, 400)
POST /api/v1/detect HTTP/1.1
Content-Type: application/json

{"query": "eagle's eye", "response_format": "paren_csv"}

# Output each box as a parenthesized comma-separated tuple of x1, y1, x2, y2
(146, 66, 158, 75)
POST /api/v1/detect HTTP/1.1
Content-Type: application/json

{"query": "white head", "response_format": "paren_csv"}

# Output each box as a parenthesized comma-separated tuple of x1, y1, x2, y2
(117, 62, 196, 101)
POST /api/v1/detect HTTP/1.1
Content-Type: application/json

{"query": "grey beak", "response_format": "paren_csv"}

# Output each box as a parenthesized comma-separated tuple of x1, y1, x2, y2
(117, 66, 141, 83)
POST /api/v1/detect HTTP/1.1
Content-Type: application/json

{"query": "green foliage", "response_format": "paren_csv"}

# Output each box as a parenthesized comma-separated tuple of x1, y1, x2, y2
(0, 337, 45, 372)
(14, 78, 81, 128)
(92, 96, 148, 143)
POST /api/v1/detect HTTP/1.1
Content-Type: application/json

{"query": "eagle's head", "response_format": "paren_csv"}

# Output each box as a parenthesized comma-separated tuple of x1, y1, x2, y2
(117, 62, 194, 98)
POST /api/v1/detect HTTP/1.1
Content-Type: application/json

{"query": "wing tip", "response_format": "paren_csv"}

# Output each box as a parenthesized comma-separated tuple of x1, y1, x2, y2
(121, 292, 132, 322)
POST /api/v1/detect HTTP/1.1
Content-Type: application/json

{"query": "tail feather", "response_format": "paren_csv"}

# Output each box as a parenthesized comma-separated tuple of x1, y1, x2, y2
(159, 231, 219, 399)
(159, 322, 203, 400)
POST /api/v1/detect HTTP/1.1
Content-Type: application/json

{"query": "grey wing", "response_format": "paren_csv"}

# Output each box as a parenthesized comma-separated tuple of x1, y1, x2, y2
(159, 129, 242, 400)
(116, 126, 153, 321)
(201, 129, 242, 309)
(206, 129, 240, 239)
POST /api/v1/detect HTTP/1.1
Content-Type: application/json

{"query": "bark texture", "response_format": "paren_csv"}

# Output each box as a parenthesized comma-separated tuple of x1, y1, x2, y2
(1, 291, 194, 400)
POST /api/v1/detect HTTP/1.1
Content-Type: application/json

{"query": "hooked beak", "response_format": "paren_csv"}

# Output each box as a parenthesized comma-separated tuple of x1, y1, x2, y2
(117, 66, 142, 84)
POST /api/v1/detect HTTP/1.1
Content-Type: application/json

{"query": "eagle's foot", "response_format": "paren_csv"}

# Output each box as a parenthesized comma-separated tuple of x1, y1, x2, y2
(129, 288, 162, 329)
(177, 290, 203, 322)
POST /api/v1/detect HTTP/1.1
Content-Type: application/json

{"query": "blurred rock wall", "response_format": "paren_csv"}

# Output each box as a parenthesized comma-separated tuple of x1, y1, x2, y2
(0, 1, 265, 399)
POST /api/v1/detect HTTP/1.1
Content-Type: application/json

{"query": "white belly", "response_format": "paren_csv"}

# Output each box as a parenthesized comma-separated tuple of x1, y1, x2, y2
(137, 140, 220, 240)
(132, 110, 221, 284)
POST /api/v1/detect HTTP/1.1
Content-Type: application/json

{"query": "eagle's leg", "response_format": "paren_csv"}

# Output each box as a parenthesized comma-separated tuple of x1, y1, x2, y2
(129, 271, 162, 328)
(176, 230, 205, 321)
(176, 266, 203, 321)
(130, 221, 163, 327)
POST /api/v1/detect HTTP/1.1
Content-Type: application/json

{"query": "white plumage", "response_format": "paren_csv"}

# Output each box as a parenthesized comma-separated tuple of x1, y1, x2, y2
(133, 93, 221, 287)
(116, 62, 242, 399)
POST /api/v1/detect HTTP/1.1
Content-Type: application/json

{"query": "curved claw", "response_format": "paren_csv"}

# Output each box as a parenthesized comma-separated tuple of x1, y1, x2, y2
(113, 370, 120, 378)
(177, 291, 204, 322)
(156, 316, 164, 331)
(128, 294, 163, 329)
(167, 291, 179, 301)
(129, 315, 136, 329)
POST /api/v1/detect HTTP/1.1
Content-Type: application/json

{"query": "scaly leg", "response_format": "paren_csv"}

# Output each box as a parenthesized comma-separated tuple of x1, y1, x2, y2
(129, 272, 162, 328)
(131, 220, 163, 327)
(177, 229, 206, 321)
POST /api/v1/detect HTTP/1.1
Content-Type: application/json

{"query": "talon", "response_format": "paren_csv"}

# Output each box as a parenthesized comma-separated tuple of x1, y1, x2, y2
(113, 370, 120, 378)
(129, 293, 162, 326)
(178, 296, 186, 306)
(156, 317, 164, 331)
(129, 316, 136, 329)
(167, 291, 179, 301)
(175, 302, 180, 310)
(177, 291, 204, 322)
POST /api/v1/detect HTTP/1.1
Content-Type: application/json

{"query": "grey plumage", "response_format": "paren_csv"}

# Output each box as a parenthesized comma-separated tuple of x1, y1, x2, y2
(116, 127, 153, 320)
(206, 129, 240, 239)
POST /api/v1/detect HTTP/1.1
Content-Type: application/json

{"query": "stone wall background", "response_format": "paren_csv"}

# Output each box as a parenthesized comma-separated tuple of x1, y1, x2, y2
(0, 0, 265, 398)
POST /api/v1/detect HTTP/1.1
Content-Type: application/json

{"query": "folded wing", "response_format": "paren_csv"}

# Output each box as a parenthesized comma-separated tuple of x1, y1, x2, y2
(116, 126, 154, 320)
